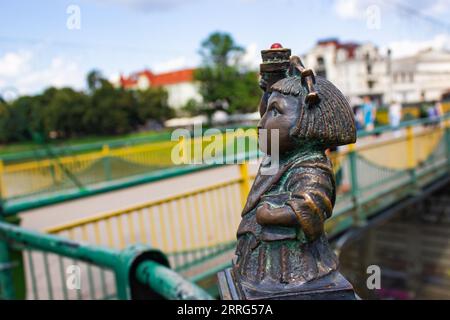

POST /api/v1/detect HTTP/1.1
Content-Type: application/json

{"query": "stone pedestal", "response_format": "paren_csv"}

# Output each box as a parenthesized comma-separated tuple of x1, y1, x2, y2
(218, 268, 356, 300)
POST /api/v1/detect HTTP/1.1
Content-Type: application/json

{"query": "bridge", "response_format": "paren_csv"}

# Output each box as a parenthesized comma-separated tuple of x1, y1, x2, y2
(0, 115, 449, 299)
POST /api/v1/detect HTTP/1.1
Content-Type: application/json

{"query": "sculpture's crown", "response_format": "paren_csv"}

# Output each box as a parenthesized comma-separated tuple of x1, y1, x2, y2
(260, 44, 291, 74)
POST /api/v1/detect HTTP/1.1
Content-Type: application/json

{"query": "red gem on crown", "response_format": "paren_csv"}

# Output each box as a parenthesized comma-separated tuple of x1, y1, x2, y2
(270, 43, 283, 49)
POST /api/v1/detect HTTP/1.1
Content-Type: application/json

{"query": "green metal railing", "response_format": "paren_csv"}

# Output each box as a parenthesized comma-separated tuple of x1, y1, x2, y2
(2, 116, 449, 216)
(0, 220, 212, 300)
(1, 130, 258, 214)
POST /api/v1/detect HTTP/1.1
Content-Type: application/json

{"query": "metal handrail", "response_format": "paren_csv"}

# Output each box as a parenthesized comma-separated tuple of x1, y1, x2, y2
(0, 220, 213, 300)
(135, 260, 213, 300)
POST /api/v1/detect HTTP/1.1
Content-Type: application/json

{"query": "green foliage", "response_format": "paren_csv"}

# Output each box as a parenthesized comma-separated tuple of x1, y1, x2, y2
(182, 98, 203, 116)
(192, 31, 260, 116)
(84, 80, 136, 135)
(39, 87, 89, 138)
(0, 71, 174, 143)
(0, 96, 34, 142)
(199, 32, 244, 68)
(135, 87, 174, 123)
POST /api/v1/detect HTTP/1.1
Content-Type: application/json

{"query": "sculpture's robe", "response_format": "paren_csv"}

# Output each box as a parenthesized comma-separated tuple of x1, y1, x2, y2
(233, 151, 338, 288)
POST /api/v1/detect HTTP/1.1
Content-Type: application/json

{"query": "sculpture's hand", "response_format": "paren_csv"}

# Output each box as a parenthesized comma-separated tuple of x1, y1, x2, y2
(256, 203, 271, 225)
(256, 203, 298, 227)
(295, 209, 324, 241)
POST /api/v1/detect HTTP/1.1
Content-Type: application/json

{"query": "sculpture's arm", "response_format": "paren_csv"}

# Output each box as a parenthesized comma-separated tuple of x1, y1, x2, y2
(256, 203, 298, 227)
(285, 168, 334, 240)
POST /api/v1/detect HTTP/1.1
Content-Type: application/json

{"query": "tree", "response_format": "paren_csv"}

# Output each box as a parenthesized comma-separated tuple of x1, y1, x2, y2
(135, 87, 174, 125)
(83, 80, 137, 135)
(0, 100, 12, 143)
(83, 72, 174, 135)
(182, 98, 203, 116)
(86, 69, 105, 92)
(193, 31, 260, 116)
(43, 87, 89, 138)
(0, 96, 34, 142)
(0, 69, 175, 143)
(199, 32, 244, 68)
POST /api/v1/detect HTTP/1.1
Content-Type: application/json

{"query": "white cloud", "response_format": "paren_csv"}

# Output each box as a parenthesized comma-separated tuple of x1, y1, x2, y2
(382, 33, 450, 58)
(0, 50, 32, 77)
(241, 42, 259, 70)
(334, 0, 365, 20)
(0, 50, 85, 95)
(108, 72, 121, 85)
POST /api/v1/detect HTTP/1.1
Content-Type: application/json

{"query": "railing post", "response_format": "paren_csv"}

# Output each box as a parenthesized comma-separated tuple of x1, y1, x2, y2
(55, 160, 62, 182)
(0, 160, 5, 200)
(406, 125, 418, 191)
(0, 217, 16, 299)
(50, 160, 61, 185)
(348, 144, 364, 225)
(445, 119, 450, 172)
(102, 144, 112, 181)
(238, 163, 251, 208)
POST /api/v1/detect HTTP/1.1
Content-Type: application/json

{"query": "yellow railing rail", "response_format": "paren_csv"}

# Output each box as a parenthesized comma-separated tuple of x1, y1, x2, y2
(46, 164, 251, 253)
(1, 130, 258, 200)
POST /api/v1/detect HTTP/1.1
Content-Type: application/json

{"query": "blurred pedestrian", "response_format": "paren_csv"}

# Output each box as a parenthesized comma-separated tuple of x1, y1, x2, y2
(354, 105, 364, 130)
(362, 96, 376, 131)
(435, 100, 444, 126)
(389, 100, 402, 127)
(389, 100, 402, 138)
(427, 102, 439, 127)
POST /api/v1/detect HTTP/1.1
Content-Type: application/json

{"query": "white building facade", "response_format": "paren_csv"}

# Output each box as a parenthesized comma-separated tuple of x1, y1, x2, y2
(117, 68, 202, 109)
(302, 38, 450, 105)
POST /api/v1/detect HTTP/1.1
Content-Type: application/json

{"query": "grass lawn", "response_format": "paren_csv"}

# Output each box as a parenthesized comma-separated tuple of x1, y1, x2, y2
(0, 124, 257, 160)
(0, 129, 173, 157)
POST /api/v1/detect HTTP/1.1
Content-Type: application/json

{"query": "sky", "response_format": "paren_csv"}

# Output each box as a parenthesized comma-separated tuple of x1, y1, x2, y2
(1, 0, 450, 97)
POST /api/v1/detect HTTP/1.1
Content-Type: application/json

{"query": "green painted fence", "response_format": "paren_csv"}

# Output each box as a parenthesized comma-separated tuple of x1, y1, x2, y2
(0, 219, 212, 300)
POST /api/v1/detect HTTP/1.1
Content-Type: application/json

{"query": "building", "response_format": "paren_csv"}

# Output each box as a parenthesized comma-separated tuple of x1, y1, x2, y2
(118, 40, 450, 110)
(302, 38, 450, 105)
(390, 49, 450, 103)
(117, 68, 202, 109)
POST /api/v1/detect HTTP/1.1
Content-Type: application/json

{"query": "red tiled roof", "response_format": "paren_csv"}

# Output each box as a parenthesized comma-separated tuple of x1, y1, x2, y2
(119, 74, 138, 88)
(152, 69, 194, 86)
(120, 68, 195, 89)
(317, 38, 339, 46)
(338, 43, 359, 58)
(317, 38, 360, 59)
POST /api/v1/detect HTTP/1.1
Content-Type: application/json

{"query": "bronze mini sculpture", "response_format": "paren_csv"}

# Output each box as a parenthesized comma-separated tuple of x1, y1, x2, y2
(218, 44, 357, 300)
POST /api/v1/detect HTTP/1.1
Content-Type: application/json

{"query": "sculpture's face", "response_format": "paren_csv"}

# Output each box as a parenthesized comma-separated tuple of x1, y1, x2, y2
(257, 91, 299, 155)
